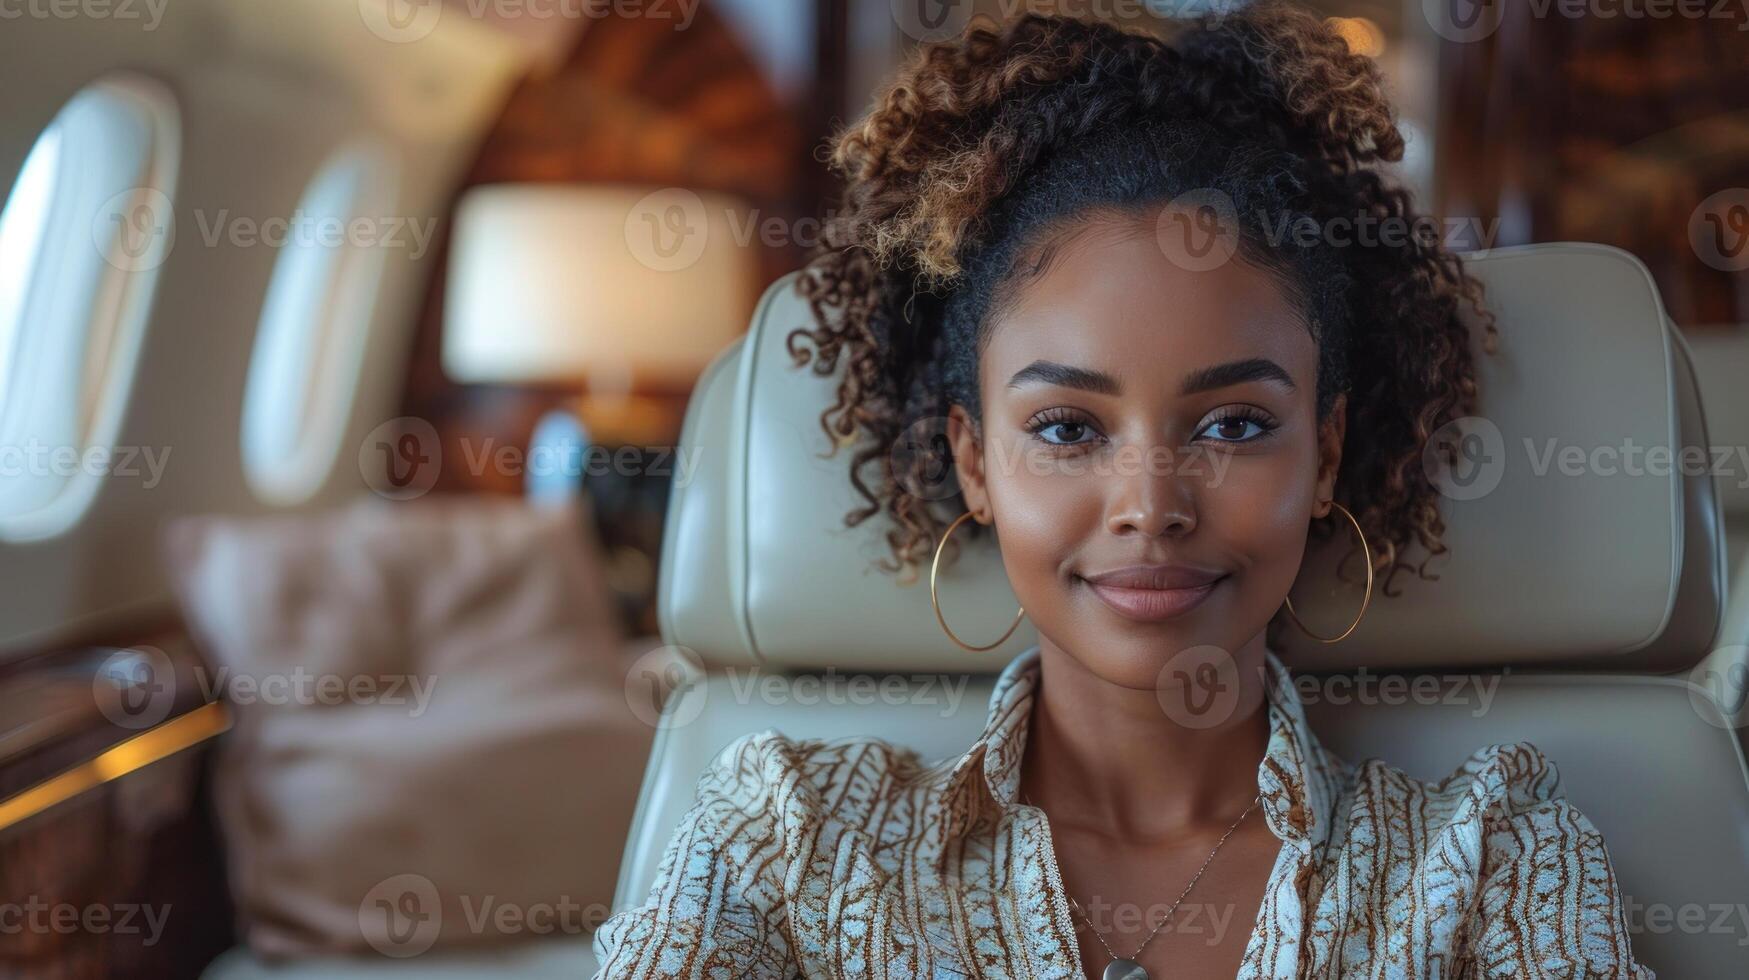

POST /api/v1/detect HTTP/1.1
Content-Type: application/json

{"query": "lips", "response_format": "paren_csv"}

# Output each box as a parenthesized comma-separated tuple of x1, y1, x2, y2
(1080, 564, 1226, 622)
(1083, 564, 1225, 590)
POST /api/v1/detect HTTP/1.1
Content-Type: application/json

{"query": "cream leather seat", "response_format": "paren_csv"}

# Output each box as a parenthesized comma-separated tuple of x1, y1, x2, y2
(612, 243, 1749, 977)
(1680, 328, 1749, 723)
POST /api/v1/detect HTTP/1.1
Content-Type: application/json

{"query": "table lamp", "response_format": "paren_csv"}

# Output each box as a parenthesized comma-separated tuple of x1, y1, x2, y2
(442, 183, 756, 446)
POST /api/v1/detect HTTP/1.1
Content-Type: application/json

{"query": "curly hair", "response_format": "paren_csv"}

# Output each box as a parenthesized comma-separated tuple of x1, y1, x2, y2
(784, 1, 1497, 604)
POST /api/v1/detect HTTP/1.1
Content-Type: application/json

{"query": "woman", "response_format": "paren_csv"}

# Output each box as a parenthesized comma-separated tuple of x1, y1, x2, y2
(593, 4, 1650, 977)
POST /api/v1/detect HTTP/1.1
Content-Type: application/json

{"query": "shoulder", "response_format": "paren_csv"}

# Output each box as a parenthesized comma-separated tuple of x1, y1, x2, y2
(1348, 738, 1568, 819)
(1428, 740, 1615, 875)
(693, 728, 941, 828)
(702, 727, 937, 785)
(1341, 742, 1646, 964)
(1414, 744, 1646, 974)
(1345, 739, 1615, 877)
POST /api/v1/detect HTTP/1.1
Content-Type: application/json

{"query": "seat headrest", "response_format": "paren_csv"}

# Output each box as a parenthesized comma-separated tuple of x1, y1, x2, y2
(659, 243, 1721, 674)
(1682, 328, 1749, 519)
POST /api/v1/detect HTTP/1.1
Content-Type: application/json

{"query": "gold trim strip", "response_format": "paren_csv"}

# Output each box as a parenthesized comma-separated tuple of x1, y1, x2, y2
(0, 700, 232, 833)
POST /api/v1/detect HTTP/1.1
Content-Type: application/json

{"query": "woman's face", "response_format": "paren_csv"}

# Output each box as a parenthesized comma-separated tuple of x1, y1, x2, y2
(947, 214, 1345, 690)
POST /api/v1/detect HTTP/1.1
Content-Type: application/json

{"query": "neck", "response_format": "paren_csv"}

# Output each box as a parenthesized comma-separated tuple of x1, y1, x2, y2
(1018, 633, 1272, 841)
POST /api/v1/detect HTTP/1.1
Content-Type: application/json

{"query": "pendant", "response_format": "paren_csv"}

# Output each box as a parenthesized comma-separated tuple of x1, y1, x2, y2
(1103, 959, 1148, 980)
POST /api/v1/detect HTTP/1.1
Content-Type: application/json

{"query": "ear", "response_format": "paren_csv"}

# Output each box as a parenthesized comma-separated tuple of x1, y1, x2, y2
(1312, 392, 1347, 519)
(946, 404, 991, 523)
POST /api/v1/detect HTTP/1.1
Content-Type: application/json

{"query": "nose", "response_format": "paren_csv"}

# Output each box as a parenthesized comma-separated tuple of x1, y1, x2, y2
(1104, 447, 1198, 538)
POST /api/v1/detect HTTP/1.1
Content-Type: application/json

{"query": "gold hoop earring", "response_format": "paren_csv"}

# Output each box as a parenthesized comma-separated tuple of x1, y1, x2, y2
(930, 510, 1026, 653)
(1282, 500, 1374, 644)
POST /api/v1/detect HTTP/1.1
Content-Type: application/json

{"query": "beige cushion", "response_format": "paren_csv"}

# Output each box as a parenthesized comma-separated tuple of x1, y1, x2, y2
(167, 496, 651, 960)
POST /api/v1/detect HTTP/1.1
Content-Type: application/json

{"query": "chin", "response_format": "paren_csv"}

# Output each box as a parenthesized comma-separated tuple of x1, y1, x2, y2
(1072, 624, 1228, 692)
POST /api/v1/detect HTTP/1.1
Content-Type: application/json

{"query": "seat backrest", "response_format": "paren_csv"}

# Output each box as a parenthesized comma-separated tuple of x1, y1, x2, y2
(1680, 327, 1749, 719)
(617, 243, 1749, 976)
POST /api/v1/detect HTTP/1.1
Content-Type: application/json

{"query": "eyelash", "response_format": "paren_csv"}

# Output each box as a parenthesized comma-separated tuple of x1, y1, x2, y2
(1023, 406, 1279, 449)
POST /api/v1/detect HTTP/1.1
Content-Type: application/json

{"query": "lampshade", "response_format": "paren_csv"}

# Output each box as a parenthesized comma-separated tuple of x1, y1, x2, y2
(442, 184, 756, 389)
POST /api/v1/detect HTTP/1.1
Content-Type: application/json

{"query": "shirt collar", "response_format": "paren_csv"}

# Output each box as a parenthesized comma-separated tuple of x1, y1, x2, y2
(939, 643, 1344, 852)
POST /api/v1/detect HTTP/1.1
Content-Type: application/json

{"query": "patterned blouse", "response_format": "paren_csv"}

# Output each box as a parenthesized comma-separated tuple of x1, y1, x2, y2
(592, 645, 1652, 978)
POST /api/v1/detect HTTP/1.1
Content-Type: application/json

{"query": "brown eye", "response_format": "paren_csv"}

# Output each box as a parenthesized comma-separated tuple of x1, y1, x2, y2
(1195, 409, 1276, 444)
(1212, 419, 1256, 440)
(1038, 421, 1092, 445)
(1025, 408, 1101, 448)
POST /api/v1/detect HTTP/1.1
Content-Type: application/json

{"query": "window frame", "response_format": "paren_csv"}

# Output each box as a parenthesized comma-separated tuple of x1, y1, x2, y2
(0, 73, 181, 542)
(239, 140, 399, 506)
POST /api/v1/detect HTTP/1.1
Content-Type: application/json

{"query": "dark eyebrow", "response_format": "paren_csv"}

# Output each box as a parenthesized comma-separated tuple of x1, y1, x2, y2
(1005, 357, 1297, 397)
(1006, 360, 1121, 395)
(1179, 357, 1297, 396)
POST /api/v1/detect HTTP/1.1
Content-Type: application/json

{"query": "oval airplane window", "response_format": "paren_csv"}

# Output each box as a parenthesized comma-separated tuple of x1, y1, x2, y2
(0, 74, 179, 541)
(0, 129, 59, 411)
(241, 142, 397, 505)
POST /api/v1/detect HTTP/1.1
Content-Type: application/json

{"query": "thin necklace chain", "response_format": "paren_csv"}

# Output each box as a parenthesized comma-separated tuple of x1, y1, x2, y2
(1022, 791, 1262, 965)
